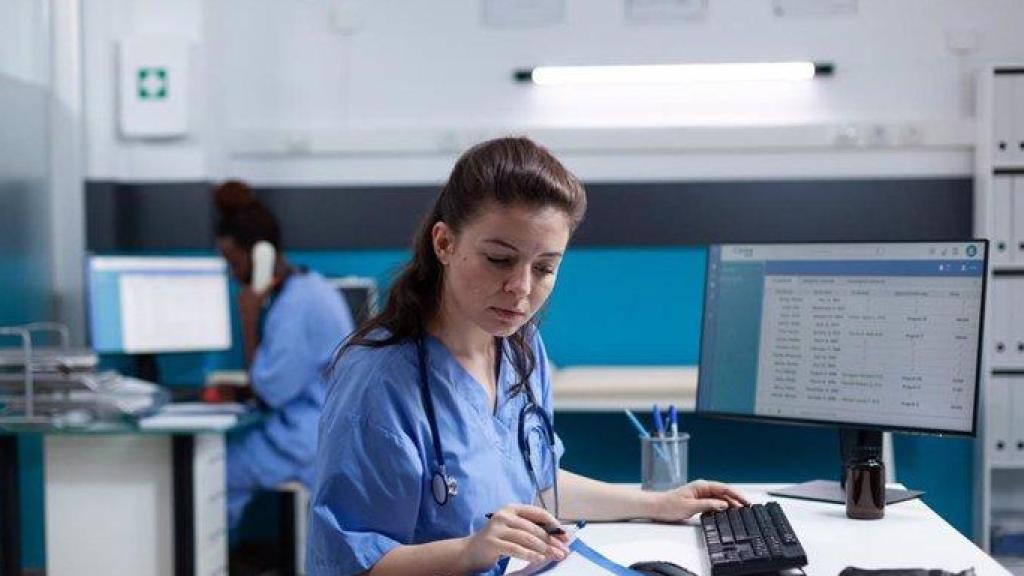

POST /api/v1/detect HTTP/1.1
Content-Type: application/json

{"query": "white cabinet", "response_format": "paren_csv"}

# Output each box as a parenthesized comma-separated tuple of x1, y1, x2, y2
(976, 65, 1024, 561)
(41, 432, 230, 576)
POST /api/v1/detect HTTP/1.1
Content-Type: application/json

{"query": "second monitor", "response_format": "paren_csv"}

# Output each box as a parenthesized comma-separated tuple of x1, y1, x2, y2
(328, 276, 379, 325)
(696, 241, 987, 502)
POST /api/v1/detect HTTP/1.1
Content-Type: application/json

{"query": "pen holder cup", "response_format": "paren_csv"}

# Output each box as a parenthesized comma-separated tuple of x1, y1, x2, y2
(640, 434, 689, 491)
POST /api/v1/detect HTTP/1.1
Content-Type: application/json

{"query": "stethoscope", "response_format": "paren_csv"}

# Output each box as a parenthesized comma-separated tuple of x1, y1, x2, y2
(416, 336, 560, 517)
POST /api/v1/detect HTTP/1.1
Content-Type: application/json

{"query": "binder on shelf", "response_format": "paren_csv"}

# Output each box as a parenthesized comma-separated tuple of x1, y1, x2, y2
(1014, 377, 1024, 464)
(1014, 177, 1024, 262)
(993, 175, 1014, 264)
(1014, 75, 1024, 166)
(991, 279, 1014, 368)
(989, 376, 1013, 464)
(994, 73, 1016, 167)
(1013, 278, 1024, 360)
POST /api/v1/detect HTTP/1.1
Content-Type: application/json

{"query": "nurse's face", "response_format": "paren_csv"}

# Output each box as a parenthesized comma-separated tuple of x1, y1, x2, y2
(216, 236, 252, 285)
(433, 203, 571, 338)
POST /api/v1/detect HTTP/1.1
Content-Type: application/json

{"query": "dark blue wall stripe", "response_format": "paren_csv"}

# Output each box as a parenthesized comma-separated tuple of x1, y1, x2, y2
(86, 178, 972, 251)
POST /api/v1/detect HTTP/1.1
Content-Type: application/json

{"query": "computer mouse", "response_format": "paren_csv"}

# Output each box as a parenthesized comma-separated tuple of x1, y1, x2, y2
(629, 560, 697, 576)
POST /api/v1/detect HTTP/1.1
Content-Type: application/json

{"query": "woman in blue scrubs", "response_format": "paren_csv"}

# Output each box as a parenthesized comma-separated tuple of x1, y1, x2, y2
(309, 138, 747, 576)
(213, 181, 355, 528)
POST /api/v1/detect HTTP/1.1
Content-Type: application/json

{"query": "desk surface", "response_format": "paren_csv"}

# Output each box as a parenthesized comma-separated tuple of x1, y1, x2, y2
(560, 484, 1007, 575)
(0, 409, 260, 435)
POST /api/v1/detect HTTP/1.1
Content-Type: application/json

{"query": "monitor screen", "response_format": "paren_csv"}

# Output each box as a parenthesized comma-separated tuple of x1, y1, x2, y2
(697, 241, 987, 436)
(87, 256, 232, 354)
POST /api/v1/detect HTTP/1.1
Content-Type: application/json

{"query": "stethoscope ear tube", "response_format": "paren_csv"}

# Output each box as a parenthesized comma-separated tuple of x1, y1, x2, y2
(418, 338, 456, 506)
(518, 392, 559, 518)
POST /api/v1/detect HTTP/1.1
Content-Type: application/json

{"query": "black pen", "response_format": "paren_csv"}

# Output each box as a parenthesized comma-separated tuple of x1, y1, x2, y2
(484, 513, 566, 535)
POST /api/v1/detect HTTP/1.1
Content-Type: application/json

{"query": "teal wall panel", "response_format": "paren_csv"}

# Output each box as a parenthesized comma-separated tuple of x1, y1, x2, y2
(542, 248, 706, 366)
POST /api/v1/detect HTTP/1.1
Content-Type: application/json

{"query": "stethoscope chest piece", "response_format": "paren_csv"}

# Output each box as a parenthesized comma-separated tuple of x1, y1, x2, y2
(431, 466, 458, 506)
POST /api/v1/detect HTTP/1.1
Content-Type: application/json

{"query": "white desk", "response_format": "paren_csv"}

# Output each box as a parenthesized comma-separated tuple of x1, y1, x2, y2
(556, 484, 1009, 575)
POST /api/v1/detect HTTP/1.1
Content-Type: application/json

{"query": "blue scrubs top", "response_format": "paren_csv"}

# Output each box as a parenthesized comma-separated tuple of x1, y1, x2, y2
(308, 330, 564, 576)
(227, 271, 354, 524)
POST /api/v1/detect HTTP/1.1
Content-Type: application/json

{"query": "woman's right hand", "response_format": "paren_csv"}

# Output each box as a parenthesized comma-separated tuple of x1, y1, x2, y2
(460, 504, 570, 572)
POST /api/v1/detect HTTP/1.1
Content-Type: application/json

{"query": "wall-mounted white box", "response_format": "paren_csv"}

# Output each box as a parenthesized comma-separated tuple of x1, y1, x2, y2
(118, 37, 188, 139)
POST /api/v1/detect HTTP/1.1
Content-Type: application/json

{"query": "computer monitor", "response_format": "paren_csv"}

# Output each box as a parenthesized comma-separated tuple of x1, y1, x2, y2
(87, 255, 232, 354)
(696, 241, 987, 502)
(327, 276, 378, 325)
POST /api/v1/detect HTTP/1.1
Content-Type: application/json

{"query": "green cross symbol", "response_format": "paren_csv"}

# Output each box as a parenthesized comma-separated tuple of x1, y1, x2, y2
(137, 67, 168, 100)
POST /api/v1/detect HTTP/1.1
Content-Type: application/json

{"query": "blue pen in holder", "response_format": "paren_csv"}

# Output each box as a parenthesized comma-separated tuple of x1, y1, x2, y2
(640, 433, 689, 491)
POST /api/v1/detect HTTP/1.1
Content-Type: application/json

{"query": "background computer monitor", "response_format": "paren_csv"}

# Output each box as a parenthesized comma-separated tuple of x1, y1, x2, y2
(327, 276, 378, 325)
(696, 241, 987, 501)
(87, 255, 232, 354)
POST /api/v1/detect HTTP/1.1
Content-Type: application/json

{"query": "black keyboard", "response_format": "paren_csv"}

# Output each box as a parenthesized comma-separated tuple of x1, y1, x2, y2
(699, 501, 808, 576)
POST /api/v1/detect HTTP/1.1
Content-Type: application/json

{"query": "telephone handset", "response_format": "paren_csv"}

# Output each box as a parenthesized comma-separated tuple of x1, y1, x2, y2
(250, 241, 276, 294)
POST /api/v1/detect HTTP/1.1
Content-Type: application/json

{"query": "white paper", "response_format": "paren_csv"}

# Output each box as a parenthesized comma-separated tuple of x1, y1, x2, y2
(504, 538, 618, 576)
(597, 538, 704, 571)
(505, 536, 703, 576)
(138, 413, 237, 430)
(160, 402, 248, 416)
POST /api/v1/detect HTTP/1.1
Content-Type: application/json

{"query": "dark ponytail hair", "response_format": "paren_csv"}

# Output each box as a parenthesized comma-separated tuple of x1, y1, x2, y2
(338, 136, 587, 396)
(213, 180, 281, 249)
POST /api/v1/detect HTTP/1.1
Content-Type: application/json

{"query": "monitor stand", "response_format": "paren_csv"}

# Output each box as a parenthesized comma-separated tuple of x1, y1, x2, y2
(767, 428, 924, 505)
(134, 353, 160, 383)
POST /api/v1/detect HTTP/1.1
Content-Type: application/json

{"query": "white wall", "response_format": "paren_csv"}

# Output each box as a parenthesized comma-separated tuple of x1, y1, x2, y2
(0, 0, 50, 86)
(82, 0, 205, 180)
(81, 0, 1024, 183)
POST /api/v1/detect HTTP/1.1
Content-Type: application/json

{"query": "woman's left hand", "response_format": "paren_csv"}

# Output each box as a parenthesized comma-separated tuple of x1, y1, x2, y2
(649, 479, 750, 522)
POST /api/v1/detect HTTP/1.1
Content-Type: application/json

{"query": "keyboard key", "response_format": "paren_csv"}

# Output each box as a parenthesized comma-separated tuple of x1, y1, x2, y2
(728, 509, 748, 541)
(717, 515, 734, 544)
(740, 507, 760, 537)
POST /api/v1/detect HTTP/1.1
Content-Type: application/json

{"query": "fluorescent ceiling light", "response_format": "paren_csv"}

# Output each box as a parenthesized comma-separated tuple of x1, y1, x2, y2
(515, 62, 833, 85)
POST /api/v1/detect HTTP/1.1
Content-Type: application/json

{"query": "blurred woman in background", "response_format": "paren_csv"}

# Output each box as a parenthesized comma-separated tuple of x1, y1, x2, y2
(213, 180, 355, 528)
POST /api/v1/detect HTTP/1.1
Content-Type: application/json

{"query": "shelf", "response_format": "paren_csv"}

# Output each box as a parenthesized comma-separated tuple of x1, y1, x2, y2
(991, 464, 1024, 471)
(552, 365, 697, 412)
(228, 121, 974, 158)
